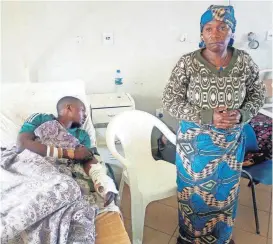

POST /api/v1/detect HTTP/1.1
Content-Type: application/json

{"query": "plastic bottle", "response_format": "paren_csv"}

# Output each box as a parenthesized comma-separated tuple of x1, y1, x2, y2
(114, 69, 123, 93)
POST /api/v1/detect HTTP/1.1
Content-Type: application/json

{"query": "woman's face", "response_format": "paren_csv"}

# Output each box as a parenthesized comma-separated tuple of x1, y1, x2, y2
(202, 19, 232, 52)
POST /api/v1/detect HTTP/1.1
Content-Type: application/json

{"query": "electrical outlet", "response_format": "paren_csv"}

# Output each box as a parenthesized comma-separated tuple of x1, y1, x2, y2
(102, 32, 114, 45)
(156, 108, 164, 118)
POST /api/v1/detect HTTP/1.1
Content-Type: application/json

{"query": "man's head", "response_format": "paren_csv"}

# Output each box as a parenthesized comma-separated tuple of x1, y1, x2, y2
(56, 96, 87, 128)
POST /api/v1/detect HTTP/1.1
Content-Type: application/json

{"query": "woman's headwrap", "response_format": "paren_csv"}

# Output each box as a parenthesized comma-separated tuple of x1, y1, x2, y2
(199, 5, 237, 48)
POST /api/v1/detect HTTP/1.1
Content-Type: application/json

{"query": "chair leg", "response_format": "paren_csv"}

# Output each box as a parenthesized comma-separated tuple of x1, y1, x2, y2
(250, 180, 260, 234)
(247, 179, 259, 187)
(248, 180, 251, 187)
(131, 198, 147, 244)
(242, 170, 260, 234)
(119, 175, 125, 202)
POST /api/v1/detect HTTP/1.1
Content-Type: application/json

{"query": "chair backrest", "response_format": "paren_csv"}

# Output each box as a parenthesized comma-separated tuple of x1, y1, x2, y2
(0, 80, 96, 148)
(106, 110, 176, 168)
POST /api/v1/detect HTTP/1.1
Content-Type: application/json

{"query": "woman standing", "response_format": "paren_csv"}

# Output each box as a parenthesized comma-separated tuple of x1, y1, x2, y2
(162, 5, 265, 244)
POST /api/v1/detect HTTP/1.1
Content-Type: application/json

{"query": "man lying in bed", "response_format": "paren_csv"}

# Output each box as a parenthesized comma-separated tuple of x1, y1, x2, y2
(17, 96, 118, 209)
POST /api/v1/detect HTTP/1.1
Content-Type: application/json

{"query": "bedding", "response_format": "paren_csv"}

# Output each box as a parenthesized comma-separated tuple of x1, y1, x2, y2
(0, 81, 130, 244)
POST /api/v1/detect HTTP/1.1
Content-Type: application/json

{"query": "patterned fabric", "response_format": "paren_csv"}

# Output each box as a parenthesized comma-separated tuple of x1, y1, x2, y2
(199, 5, 236, 48)
(162, 48, 266, 124)
(19, 113, 91, 148)
(250, 113, 272, 159)
(200, 5, 236, 33)
(176, 121, 245, 243)
(1, 148, 97, 244)
(163, 47, 265, 243)
(0, 120, 119, 244)
(34, 120, 120, 214)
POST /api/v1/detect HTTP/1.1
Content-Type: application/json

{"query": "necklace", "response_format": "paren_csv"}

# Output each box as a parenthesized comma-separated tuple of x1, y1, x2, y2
(216, 52, 230, 71)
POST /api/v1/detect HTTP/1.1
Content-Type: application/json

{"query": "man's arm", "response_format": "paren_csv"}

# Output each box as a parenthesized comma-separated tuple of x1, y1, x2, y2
(76, 130, 117, 206)
(17, 132, 93, 160)
(17, 132, 47, 156)
(17, 132, 73, 159)
(17, 113, 53, 156)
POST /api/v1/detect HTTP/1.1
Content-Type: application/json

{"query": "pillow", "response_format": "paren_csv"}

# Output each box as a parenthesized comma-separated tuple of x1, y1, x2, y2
(0, 80, 96, 148)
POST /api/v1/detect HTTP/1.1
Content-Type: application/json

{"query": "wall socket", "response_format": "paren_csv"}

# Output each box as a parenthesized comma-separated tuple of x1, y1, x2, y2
(156, 108, 164, 118)
(102, 32, 114, 45)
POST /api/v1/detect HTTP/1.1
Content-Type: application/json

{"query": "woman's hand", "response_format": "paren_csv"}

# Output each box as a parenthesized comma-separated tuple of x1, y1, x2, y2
(213, 107, 241, 129)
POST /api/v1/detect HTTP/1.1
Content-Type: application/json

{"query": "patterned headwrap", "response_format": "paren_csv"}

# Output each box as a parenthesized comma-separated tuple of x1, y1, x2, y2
(199, 5, 237, 48)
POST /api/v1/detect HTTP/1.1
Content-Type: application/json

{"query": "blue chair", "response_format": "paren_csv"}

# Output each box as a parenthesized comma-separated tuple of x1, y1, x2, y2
(242, 124, 272, 235)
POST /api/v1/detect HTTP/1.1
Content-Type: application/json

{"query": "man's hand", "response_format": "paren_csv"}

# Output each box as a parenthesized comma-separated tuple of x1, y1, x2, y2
(17, 132, 48, 156)
(104, 191, 116, 207)
(74, 145, 93, 160)
(213, 107, 241, 129)
(82, 156, 98, 175)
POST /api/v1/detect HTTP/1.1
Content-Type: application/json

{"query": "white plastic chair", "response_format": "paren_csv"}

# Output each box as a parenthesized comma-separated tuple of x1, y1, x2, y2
(106, 110, 177, 244)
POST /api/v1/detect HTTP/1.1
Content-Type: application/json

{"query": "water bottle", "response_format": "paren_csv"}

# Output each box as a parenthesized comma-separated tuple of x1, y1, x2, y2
(114, 69, 123, 94)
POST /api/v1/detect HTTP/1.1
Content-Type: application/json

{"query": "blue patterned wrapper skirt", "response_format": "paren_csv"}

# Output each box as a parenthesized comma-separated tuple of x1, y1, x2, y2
(176, 121, 245, 244)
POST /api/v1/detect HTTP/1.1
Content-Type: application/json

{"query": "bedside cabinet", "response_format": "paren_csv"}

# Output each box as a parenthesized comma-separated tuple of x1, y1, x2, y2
(89, 93, 135, 129)
(87, 93, 135, 185)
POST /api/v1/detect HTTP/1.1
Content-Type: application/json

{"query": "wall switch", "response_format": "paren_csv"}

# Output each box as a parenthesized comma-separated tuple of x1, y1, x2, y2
(75, 36, 83, 44)
(266, 30, 273, 41)
(102, 32, 114, 45)
(180, 33, 188, 42)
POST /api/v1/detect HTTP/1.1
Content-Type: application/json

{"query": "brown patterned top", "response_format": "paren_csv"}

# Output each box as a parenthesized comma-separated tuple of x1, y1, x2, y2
(162, 47, 266, 124)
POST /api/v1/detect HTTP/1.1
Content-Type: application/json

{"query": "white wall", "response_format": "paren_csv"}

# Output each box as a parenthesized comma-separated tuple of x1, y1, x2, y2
(2, 1, 272, 130)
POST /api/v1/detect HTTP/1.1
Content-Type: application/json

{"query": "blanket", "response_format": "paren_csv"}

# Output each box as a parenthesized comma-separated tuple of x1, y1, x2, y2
(0, 120, 116, 243)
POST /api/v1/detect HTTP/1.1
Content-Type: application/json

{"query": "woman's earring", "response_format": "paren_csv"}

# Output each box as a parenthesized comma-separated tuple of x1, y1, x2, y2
(199, 35, 206, 48)
(228, 33, 235, 47)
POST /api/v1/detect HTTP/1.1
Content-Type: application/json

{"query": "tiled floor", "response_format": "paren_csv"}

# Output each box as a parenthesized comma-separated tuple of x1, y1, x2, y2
(120, 178, 272, 244)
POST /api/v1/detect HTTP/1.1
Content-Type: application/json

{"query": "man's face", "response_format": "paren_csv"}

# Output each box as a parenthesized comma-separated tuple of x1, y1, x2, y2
(69, 102, 87, 128)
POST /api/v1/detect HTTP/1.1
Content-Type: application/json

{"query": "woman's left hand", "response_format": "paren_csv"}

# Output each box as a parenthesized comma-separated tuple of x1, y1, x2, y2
(215, 110, 241, 129)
